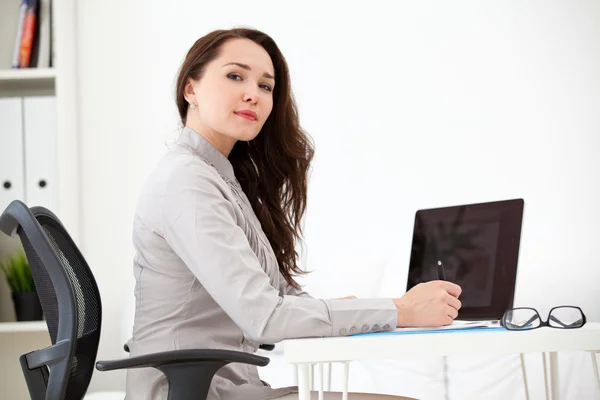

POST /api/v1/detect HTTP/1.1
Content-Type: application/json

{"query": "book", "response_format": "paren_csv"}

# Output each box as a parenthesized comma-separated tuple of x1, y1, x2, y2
(18, 0, 39, 68)
(11, 0, 29, 68)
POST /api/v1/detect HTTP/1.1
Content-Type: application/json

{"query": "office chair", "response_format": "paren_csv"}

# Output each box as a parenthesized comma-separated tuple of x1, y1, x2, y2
(0, 200, 271, 400)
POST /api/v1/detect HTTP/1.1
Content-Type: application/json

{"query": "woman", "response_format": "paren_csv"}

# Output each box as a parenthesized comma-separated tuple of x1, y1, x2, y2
(126, 27, 462, 400)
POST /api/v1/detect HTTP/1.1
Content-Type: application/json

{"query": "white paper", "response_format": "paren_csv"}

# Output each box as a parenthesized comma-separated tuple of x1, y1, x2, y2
(394, 320, 499, 332)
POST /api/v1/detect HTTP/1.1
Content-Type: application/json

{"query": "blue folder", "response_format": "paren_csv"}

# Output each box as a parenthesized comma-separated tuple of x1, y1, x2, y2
(353, 326, 506, 337)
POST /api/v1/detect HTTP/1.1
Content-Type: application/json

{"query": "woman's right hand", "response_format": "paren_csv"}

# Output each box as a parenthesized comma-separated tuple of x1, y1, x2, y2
(393, 281, 462, 328)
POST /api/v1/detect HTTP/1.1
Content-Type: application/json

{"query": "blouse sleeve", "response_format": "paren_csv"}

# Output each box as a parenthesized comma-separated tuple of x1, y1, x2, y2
(162, 165, 397, 343)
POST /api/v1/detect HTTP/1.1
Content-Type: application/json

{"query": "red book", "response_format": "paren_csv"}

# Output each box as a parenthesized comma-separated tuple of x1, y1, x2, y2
(18, 0, 38, 68)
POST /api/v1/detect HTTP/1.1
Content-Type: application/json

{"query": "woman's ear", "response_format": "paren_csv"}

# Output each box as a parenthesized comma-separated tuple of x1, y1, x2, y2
(184, 78, 196, 104)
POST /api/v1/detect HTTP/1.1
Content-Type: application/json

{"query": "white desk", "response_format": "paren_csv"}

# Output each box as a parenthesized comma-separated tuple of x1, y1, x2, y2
(283, 323, 600, 400)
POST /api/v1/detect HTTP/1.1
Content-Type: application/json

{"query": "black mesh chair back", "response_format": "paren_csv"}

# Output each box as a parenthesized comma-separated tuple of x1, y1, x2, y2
(0, 200, 102, 400)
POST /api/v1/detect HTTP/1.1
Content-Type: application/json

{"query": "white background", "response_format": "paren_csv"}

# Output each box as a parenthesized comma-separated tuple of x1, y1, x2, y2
(74, 1, 600, 398)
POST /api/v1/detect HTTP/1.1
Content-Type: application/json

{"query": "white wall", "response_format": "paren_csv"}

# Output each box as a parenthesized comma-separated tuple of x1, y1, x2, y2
(76, 0, 600, 398)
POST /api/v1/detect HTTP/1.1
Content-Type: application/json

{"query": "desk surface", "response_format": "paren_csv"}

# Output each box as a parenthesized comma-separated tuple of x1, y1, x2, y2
(283, 323, 600, 364)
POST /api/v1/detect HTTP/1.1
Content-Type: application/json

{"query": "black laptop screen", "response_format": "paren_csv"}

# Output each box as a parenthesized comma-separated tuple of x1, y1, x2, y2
(406, 198, 524, 320)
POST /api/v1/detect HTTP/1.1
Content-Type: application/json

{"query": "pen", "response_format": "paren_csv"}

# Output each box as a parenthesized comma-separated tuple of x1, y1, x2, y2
(437, 260, 446, 281)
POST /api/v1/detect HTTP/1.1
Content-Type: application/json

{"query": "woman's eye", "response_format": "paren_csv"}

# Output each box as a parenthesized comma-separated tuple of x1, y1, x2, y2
(228, 73, 271, 92)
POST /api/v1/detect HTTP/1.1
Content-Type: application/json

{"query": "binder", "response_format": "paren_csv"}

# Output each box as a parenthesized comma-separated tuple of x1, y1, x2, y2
(0, 98, 25, 213)
(36, 0, 52, 68)
(23, 96, 56, 210)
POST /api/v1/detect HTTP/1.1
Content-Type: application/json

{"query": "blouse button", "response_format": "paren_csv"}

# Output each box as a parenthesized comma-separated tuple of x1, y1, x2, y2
(350, 326, 358, 334)
(339, 328, 347, 336)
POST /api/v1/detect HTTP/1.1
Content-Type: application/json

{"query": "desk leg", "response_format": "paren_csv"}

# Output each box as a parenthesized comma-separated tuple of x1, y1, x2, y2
(294, 364, 298, 385)
(590, 352, 600, 397)
(442, 356, 449, 400)
(549, 352, 559, 400)
(542, 353, 550, 400)
(342, 362, 349, 400)
(297, 364, 311, 400)
(520, 353, 530, 400)
(318, 363, 324, 400)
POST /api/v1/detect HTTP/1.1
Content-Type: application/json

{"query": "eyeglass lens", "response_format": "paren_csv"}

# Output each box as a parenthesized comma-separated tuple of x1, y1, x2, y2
(548, 307, 585, 328)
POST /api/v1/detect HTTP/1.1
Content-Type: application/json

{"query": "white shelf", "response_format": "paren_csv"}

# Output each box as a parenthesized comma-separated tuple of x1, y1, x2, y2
(0, 321, 48, 333)
(0, 68, 56, 97)
(0, 68, 56, 81)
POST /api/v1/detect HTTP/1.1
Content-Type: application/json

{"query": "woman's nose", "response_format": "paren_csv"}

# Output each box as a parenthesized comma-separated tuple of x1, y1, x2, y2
(243, 87, 259, 104)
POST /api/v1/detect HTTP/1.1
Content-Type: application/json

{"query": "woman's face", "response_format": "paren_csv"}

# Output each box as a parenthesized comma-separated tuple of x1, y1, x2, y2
(185, 38, 275, 155)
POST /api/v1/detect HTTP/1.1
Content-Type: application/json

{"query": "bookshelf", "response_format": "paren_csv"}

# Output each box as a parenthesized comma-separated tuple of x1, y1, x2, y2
(0, 0, 81, 236)
(0, 321, 52, 400)
(0, 67, 55, 96)
(0, 0, 80, 235)
(0, 67, 56, 80)
(1, 0, 79, 397)
(0, 320, 48, 333)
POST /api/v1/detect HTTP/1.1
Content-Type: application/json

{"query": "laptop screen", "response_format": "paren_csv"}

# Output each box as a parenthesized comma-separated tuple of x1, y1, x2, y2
(406, 198, 524, 320)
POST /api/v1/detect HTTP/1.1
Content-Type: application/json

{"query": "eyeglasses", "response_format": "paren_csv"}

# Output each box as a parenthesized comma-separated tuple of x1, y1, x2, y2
(501, 306, 586, 331)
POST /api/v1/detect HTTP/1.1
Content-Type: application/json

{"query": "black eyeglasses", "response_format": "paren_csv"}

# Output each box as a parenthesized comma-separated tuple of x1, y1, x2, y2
(501, 306, 586, 331)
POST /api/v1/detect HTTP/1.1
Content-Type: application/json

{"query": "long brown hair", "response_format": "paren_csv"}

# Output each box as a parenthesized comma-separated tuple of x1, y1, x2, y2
(175, 28, 314, 290)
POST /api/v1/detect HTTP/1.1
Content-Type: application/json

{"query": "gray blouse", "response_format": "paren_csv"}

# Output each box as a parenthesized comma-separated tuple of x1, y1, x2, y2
(125, 127, 397, 400)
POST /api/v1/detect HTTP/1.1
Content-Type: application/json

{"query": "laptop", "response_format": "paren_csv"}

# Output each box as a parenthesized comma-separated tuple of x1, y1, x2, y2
(406, 198, 525, 322)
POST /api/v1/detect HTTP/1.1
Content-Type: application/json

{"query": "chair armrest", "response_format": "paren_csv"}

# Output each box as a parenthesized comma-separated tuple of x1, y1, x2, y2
(96, 349, 269, 371)
(124, 343, 274, 353)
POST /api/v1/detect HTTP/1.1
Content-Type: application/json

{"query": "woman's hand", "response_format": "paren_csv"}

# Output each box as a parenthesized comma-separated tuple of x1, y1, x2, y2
(393, 281, 462, 328)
